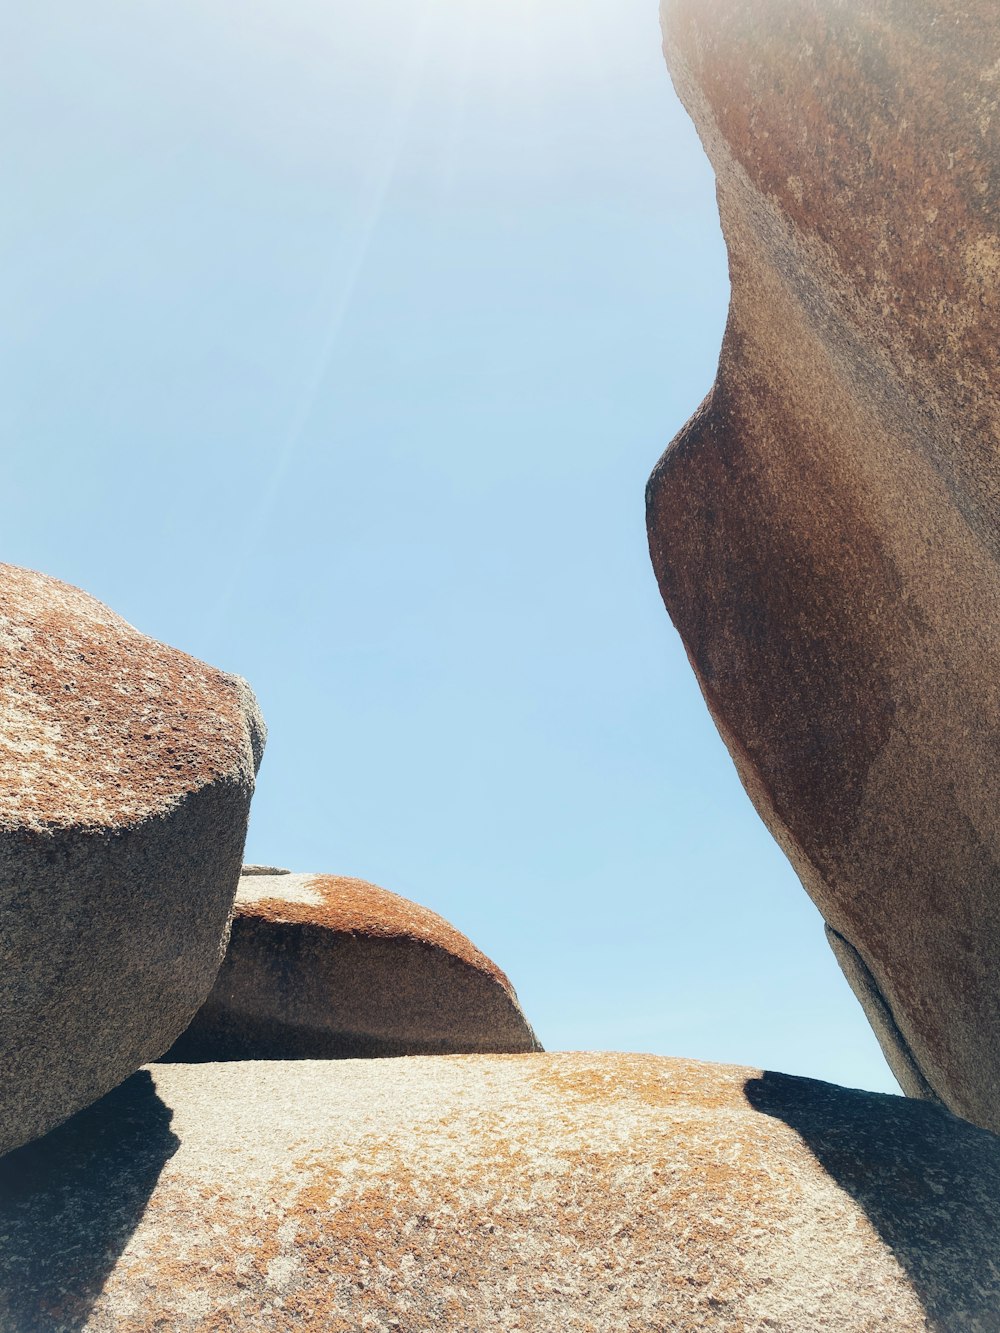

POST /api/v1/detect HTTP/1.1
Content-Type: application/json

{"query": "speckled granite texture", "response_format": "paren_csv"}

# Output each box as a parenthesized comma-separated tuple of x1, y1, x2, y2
(0, 563, 265, 1154)
(164, 870, 540, 1060)
(647, 0, 1000, 1132)
(3, 1053, 999, 1331)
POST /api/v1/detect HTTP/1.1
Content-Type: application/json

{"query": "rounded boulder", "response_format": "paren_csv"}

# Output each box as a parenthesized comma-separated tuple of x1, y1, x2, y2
(164, 868, 540, 1059)
(0, 563, 265, 1154)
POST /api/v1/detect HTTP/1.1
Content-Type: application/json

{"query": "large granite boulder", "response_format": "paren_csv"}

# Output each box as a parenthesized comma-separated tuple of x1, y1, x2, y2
(647, 0, 1000, 1130)
(0, 563, 265, 1155)
(3, 1053, 1000, 1329)
(164, 868, 540, 1059)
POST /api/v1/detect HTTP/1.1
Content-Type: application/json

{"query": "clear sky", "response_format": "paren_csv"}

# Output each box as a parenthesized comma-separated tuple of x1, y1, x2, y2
(5, 0, 898, 1093)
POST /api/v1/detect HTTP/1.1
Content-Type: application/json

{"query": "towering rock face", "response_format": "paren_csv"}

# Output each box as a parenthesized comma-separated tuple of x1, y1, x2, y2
(647, 0, 1000, 1129)
(0, 564, 265, 1154)
(165, 869, 541, 1060)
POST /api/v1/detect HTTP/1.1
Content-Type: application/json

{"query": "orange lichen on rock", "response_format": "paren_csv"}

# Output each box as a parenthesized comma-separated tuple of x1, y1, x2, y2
(0, 562, 265, 1156)
(0, 563, 263, 832)
(163, 871, 539, 1061)
(6, 1053, 998, 1330)
(239, 874, 511, 991)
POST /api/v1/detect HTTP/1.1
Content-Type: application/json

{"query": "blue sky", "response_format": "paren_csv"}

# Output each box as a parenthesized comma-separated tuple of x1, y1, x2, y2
(5, 0, 897, 1092)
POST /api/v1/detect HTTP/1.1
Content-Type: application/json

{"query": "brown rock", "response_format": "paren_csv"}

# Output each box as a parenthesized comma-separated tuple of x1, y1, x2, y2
(3, 1053, 1000, 1330)
(0, 563, 265, 1155)
(163, 869, 540, 1059)
(647, 0, 1000, 1131)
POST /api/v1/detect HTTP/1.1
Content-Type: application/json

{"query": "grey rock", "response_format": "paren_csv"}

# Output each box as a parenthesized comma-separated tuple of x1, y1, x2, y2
(0, 563, 265, 1155)
(163, 871, 540, 1060)
(3, 1053, 1000, 1329)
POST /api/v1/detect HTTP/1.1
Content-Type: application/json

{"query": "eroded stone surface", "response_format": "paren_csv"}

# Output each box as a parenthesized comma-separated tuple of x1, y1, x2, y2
(163, 871, 540, 1060)
(3, 1054, 999, 1330)
(0, 564, 265, 1154)
(647, 0, 1000, 1131)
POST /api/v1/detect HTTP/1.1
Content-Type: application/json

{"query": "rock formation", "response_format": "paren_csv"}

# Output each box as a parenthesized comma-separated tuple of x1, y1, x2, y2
(0, 564, 265, 1155)
(647, 0, 1000, 1131)
(164, 868, 540, 1060)
(3, 1053, 999, 1330)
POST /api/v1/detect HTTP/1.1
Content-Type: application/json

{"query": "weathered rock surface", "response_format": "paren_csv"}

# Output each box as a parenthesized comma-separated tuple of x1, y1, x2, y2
(647, 0, 1000, 1130)
(163, 869, 540, 1060)
(3, 1053, 1000, 1330)
(0, 563, 265, 1155)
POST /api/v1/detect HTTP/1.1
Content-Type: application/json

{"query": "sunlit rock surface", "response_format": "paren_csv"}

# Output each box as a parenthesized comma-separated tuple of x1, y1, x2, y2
(3, 1054, 999, 1330)
(164, 868, 540, 1060)
(647, 0, 1000, 1131)
(0, 563, 265, 1155)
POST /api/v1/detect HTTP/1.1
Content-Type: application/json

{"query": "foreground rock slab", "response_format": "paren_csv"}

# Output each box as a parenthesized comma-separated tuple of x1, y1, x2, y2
(647, 0, 1000, 1129)
(164, 868, 540, 1059)
(3, 1053, 1000, 1330)
(0, 563, 265, 1155)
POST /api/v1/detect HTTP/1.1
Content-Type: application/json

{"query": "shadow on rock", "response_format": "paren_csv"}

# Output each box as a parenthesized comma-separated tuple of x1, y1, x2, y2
(0, 1070, 178, 1332)
(745, 1071, 1000, 1325)
(160, 1014, 505, 1062)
